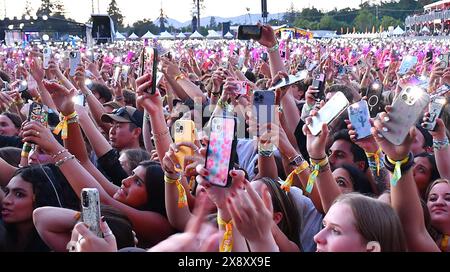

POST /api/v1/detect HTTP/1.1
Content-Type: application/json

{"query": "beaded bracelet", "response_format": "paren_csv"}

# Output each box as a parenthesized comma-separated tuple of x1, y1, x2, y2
(52, 149, 68, 160)
(433, 137, 450, 151)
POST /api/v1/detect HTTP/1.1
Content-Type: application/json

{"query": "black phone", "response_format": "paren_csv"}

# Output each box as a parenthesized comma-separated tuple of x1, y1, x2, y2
(237, 25, 262, 40)
(261, 52, 268, 62)
(426, 51, 434, 63)
(312, 74, 326, 101)
(151, 48, 159, 95)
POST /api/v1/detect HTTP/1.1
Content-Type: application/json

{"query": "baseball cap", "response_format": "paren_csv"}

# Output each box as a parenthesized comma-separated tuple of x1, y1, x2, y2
(101, 106, 144, 128)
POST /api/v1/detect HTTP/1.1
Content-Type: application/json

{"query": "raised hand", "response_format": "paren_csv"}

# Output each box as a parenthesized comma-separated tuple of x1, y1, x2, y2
(136, 73, 163, 114)
(43, 80, 76, 115)
(22, 121, 62, 156)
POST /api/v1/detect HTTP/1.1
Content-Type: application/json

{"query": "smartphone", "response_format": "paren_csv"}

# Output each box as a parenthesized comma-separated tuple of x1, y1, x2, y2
(312, 74, 326, 101)
(174, 120, 196, 172)
(380, 87, 430, 145)
(237, 25, 262, 40)
(423, 96, 447, 131)
(348, 100, 372, 140)
(398, 55, 418, 76)
(113, 66, 121, 87)
(253, 91, 276, 136)
(205, 116, 237, 187)
(18, 80, 28, 93)
(81, 188, 102, 238)
(308, 91, 350, 136)
(1, 80, 10, 92)
(426, 51, 433, 63)
(261, 52, 268, 62)
(28, 102, 49, 127)
(43, 47, 52, 69)
(438, 53, 449, 69)
(86, 49, 95, 63)
(73, 94, 86, 107)
(146, 47, 159, 94)
(235, 81, 250, 96)
(139, 48, 145, 77)
(121, 65, 130, 80)
(69, 51, 81, 77)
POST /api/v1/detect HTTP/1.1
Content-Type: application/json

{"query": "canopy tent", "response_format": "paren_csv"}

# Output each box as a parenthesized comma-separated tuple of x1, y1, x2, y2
(189, 31, 204, 39)
(115, 32, 126, 40)
(206, 30, 221, 39)
(128, 32, 139, 40)
(224, 32, 234, 39)
(159, 31, 175, 40)
(392, 26, 405, 36)
(420, 26, 431, 33)
(176, 32, 187, 39)
(141, 31, 156, 39)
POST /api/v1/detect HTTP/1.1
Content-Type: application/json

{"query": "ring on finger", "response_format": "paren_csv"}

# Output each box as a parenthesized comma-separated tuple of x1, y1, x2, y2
(103, 230, 114, 238)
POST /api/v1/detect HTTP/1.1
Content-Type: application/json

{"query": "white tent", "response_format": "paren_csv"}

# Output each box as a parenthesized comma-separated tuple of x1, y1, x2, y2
(128, 32, 139, 40)
(206, 30, 221, 39)
(141, 31, 156, 39)
(189, 31, 204, 39)
(420, 26, 430, 33)
(176, 32, 187, 39)
(159, 31, 175, 40)
(224, 32, 234, 39)
(393, 26, 405, 36)
(115, 32, 126, 40)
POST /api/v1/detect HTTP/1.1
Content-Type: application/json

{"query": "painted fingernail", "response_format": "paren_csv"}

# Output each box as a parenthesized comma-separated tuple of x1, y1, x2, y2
(377, 133, 384, 138)
(231, 172, 237, 177)
(176, 164, 181, 169)
(384, 117, 390, 122)
(200, 188, 206, 193)
(382, 127, 389, 132)
(101, 216, 106, 222)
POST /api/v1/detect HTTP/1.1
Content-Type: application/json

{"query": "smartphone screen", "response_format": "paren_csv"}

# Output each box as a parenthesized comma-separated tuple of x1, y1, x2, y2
(205, 117, 236, 187)
(237, 25, 262, 40)
(28, 102, 49, 128)
(81, 188, 102, 238)
(73, 94, 86, 107)
(43, 47, 52, 69)
(398, 55, 418, 76)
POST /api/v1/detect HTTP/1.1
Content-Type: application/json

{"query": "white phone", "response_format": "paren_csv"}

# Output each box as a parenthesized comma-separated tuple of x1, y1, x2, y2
(81, 188, 102, 238)
(69, 51, 81, 77)
(308, 92, 350, 136)
(43, 47, 52, 69)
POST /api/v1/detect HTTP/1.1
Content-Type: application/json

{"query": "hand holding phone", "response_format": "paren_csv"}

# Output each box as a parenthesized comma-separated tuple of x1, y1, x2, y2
(423, 96, 447, 131)
(81, 188, 102, 238)
(312, 74, 326, 101)
(380, 87, 430, 145)
(237, 25, 262, 40)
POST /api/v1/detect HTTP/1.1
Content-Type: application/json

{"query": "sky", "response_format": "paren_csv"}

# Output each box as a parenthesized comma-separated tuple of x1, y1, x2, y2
(0, 0, 371, 25)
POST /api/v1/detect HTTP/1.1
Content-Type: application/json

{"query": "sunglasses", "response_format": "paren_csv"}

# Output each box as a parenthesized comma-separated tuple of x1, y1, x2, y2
(113, 107, 138, 125)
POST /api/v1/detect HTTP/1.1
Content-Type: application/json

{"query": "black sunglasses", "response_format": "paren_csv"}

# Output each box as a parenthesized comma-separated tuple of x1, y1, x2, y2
(113, 107, 138, 125)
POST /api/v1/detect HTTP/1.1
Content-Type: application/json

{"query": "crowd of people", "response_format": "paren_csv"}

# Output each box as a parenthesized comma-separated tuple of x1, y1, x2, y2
(0, 23, 449, 252)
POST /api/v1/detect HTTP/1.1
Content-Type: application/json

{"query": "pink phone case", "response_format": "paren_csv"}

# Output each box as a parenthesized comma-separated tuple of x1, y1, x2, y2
(205, 117, 236, 187)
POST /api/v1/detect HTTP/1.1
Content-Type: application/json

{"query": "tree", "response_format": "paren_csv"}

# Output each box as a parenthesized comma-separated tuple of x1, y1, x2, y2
(380, 16, 402, 29)
(36, 0, 66, 18)
(108, 0, 124, 30)
(53, 0, 66, 18)
(24, 0, 34, 16)
(36, 0, 53, 17)
(283, 2, 299, 25)
(300, 7, 323, 22)
(209, 16, 217, 29)
(353, 9, 377, 32)
(318, 15, 338, 30)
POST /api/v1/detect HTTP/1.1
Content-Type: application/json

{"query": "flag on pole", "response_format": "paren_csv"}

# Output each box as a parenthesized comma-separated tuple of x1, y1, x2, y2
(353, 27, 356, 33)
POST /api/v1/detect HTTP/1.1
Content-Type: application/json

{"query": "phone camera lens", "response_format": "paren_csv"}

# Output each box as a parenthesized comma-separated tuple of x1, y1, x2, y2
(179, 126, 184, 131)
(402, 94, 408, 101)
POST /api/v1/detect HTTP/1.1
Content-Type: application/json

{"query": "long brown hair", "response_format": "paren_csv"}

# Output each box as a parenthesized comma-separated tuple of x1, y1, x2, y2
(335, 193, 407, 252)
(258, 178, 301, 249)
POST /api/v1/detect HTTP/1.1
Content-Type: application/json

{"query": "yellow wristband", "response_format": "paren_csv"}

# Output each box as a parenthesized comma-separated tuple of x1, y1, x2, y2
(217, 216, 233, 253)
(307, 158, 329, 193)
(281, 161, 310, 193)
(164, 175, 188, 208)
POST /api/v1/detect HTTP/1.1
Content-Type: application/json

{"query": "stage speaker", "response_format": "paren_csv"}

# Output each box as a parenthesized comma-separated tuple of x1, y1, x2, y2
(91, 15, 115, 44)
(222, 22, 231, 37)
